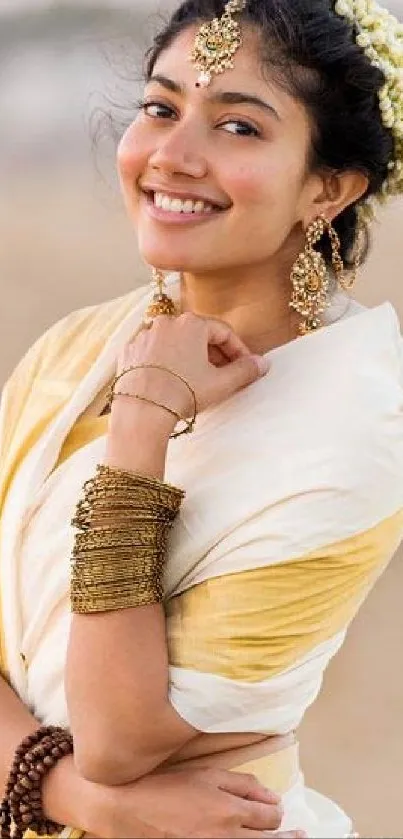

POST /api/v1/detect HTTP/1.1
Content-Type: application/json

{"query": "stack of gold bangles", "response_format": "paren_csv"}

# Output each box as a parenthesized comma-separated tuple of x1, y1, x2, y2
(70, 464, 184, 613)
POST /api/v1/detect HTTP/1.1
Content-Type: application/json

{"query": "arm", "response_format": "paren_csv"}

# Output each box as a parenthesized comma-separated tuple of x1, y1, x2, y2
(66, 400, 198, 786)
(0, 674, 285, 839)
(65, 313, 265, 786)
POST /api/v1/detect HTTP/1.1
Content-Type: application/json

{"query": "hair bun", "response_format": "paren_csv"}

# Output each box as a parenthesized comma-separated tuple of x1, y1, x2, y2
(334, 0, 403, 221)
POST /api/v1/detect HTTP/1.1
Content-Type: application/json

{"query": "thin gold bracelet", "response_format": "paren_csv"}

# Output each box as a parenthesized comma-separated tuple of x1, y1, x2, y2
(107, 364, 197, 439)
(111, 391, 195, 438)
(113, 391, 182, 424)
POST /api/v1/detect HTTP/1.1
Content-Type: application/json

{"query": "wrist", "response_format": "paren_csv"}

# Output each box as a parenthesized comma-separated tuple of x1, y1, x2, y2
(42, 754, 95, 834)
(44, 761, 150, 839)
(105, 401, 175, 479)
(109, 398, 176, 441)
(42, 753, 122, 838)
(111, 365, 191, 418)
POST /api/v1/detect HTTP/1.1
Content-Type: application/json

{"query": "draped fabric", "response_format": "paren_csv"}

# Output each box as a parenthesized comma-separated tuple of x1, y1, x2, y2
(1, 275, 403, 837)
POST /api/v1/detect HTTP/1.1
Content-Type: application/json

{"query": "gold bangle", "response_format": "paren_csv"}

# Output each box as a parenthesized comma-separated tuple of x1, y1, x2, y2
(70, 465, 184, 614)
(106, 364, 197, 439)
(111, 391, 195, 438)
(77, 464, 185, 511)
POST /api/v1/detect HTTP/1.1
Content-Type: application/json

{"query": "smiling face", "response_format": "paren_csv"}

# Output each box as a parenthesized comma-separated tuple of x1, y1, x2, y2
(117, 24, 325, 277)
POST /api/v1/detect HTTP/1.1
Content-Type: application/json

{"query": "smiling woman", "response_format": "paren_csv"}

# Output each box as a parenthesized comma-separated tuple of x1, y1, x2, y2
(118, 24, 326, 282)
(0, 1, 403, 838)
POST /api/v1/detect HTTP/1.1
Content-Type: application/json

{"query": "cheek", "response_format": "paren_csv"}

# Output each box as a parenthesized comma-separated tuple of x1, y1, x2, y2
(117, 121, 149, 187)
(221, 150, 306, 258)
(228, 155, 302, 209)
(224, 161, 269, 205)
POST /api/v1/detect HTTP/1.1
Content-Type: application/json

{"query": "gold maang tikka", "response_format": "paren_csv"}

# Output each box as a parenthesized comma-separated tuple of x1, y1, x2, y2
(190, 0, 248, 88)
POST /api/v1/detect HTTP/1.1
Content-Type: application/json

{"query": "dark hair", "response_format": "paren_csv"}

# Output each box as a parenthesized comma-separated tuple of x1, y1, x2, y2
(145, 0, 394, 268)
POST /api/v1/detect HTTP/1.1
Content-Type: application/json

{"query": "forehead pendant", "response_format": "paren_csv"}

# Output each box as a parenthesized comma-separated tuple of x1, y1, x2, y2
(190, 0, 247, 88)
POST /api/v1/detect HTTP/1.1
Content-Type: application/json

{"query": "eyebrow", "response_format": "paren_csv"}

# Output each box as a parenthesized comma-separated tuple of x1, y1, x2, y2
(148, 74, 281, 121)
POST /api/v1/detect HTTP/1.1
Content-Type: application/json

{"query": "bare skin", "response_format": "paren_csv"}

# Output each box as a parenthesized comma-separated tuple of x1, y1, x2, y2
(45, 17, 374, 838)
(67, 24, 368, 782)
(118, 25, 368, 354)
(66, 318, 274, 786)
(0, 673, 303, 838)
(1, 23, 326, 839)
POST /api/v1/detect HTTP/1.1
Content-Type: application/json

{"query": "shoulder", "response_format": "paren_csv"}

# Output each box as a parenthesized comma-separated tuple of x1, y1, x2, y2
(33, 286, 148, 373)
(0, 285, 149, 472)
(6, 285, 149, 387)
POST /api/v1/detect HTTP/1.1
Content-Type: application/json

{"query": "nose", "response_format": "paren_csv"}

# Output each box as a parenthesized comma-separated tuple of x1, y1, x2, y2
(148, 121, 208, 180)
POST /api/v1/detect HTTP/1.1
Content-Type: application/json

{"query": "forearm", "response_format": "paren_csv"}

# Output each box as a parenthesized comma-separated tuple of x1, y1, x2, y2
(0, 674, 89, 830)
(105, 397, 174, 480)
(66, 402, 196, 785)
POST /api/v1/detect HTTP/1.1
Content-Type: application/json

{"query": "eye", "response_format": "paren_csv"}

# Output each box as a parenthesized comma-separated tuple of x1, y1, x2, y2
(219, 119, 260, 137)
(137, 99, 176, 120)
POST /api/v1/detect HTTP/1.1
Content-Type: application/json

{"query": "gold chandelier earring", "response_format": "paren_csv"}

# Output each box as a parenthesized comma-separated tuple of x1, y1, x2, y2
(144, 268, 178, 324)
(290, 215, 356, 335)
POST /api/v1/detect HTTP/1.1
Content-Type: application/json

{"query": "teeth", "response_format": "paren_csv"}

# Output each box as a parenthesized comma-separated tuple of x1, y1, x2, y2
(170, 199, 183, 213)
(153, 192, 215, 214)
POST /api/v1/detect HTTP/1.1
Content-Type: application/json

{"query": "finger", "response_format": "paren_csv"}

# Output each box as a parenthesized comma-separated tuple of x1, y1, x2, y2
(206, 319, 252, 362)
(242, 801, 283, 831)
(216, 770, 281, 805)
(271, 832, 308, 838)
(216, 354, 269, 400)
(208, 345, 229, 367)
(129, 321, 153, 341)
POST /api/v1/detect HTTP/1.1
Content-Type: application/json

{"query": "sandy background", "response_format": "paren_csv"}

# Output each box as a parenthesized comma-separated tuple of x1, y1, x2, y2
(1, 6, 403, 837)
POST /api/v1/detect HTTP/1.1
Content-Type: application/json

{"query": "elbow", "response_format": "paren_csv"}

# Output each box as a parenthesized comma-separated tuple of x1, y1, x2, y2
(73, 736, 161, 786)
(74, 754, 137, 787)
(74, 746, 139, 786)
(70, 704, 180, 785)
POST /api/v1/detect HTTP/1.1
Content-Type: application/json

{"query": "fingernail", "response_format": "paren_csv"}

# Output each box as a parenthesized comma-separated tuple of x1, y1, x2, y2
(263, 787, 281, 804)
(262, 784, 280, 797)
(253, 355, 270, 376)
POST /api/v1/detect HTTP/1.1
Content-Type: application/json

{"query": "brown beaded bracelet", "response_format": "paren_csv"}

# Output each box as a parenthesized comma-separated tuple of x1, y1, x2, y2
(0, 725, 73, 839)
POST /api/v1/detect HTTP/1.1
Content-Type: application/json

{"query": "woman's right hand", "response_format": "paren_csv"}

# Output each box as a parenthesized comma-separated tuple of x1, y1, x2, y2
(84, 765, 305, 838)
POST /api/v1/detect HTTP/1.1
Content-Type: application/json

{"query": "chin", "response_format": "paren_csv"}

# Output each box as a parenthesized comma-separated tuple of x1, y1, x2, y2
(138, 245, 213, 275)
(137, 225, 229, 274)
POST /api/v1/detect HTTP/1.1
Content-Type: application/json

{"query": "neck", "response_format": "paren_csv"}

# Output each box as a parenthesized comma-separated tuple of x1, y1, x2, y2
(180, 262, 301, 355)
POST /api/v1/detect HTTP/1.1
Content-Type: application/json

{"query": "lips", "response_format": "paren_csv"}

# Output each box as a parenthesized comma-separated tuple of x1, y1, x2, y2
(140, 184, 231, 211)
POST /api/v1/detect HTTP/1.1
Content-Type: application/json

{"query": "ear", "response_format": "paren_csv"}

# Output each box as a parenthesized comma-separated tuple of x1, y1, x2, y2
(304, 169, 369, 227)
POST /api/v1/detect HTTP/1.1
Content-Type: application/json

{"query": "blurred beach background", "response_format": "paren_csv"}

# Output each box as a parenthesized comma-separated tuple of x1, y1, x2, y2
(1, 2, 403, 836)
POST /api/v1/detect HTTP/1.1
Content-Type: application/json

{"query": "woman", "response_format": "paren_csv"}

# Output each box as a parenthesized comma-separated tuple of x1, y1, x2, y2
(1, 0, 403, 836)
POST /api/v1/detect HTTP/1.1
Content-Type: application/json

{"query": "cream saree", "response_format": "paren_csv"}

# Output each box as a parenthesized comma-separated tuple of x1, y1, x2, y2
(1, 274, 403, 837)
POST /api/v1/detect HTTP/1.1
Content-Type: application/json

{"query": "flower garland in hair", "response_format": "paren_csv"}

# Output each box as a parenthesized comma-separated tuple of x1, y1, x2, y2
(334, 0, 403, 223)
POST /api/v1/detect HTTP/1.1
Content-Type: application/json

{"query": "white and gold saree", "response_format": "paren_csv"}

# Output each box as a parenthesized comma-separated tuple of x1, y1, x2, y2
(1, 275, 403, 837)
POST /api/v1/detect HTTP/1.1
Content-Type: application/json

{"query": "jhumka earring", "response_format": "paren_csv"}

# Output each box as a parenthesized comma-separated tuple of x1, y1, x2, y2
(290, 215, 357, 335)
(190, 0, 247, 88)
(144, 268, 177, 323)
